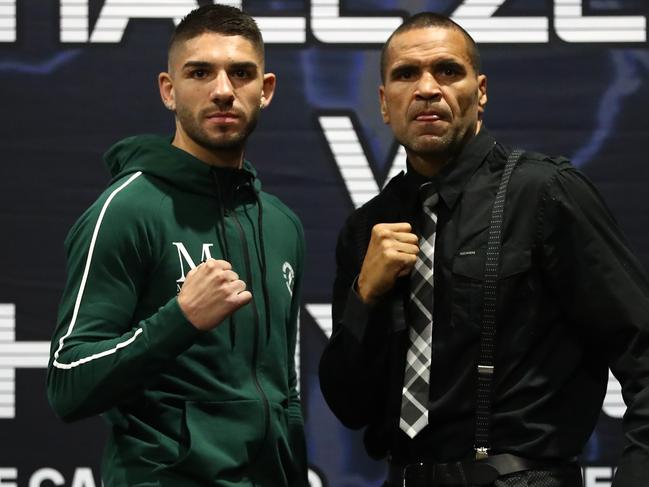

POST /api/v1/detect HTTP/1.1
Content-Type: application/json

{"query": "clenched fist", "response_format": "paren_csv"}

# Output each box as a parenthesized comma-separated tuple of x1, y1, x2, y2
(357, 222, 419, 305)
(177, 259, 252, 331)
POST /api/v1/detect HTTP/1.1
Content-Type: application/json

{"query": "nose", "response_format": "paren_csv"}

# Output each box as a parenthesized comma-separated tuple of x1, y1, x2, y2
(415, 71, 441, 101)
(210, 70, 235, 106)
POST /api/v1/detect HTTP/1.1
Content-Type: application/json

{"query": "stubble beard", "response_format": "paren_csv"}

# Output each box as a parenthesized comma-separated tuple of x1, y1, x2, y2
(399, 130, 457, 164)
(176, 105, 260, 153)
(399, 121, 475, 166)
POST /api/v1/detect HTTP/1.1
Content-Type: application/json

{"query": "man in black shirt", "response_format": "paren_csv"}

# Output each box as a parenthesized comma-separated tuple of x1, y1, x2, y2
(319, 12, 649, 487)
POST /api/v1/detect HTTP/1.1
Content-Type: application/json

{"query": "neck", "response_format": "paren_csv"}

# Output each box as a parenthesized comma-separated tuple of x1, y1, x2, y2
(407, 152, 447, 178)
(172, 131, 244, 169)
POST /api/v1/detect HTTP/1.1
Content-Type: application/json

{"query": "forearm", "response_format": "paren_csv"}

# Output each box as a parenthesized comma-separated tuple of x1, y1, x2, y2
(541, 167, 649, 477)
(47, 298, 200, 421)
(319, 283, 391, 429)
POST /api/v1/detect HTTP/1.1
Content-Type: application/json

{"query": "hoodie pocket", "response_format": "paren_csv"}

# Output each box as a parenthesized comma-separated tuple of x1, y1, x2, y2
(264, 401, 300, 486)
(162, 399, 265, 482)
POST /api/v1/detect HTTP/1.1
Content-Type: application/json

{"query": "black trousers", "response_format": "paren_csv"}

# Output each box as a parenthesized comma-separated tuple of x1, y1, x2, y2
(383, 465, 584, 487)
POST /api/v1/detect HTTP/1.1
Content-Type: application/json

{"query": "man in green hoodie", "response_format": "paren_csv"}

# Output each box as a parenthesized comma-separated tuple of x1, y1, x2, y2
(47, 5, 307, 486)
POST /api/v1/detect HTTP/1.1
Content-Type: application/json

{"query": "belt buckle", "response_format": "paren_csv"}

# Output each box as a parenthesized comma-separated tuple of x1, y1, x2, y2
(403, 462, 430, 487)
(475, 447, 489, 460)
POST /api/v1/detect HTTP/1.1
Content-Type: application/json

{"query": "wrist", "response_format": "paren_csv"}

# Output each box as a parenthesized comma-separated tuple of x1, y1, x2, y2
(176, 295, 204, 331)
(355, 276, 378, 305)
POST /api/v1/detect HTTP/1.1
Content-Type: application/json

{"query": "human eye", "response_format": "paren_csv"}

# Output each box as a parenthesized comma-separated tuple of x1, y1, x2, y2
(438, 62, 463, 78)
(392, 66, 417, 81)
(232, 69, 249, 79)
(190, 69, 208, 79)
(230, 64, 257, 81)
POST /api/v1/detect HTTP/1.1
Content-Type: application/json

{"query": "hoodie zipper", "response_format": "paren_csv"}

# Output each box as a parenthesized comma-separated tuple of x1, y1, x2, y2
(230, 208, 271, 448)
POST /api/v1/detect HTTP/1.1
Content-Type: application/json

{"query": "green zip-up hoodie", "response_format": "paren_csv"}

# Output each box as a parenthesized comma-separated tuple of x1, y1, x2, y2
(47, 135, 307, 487)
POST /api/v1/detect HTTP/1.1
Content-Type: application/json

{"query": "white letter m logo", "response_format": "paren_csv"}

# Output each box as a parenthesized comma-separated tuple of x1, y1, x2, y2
(172, 242, 214, 284)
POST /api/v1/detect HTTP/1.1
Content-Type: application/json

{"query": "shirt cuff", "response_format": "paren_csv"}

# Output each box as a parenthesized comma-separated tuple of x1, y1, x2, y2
(341, 276, 373, 344)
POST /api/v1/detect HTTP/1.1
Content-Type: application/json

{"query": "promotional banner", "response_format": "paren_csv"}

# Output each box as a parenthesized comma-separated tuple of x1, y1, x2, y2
(1, 1, 648, 486)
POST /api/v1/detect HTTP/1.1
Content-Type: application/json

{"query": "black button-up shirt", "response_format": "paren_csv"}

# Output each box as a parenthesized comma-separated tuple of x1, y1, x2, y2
(319, 130, 649, 486)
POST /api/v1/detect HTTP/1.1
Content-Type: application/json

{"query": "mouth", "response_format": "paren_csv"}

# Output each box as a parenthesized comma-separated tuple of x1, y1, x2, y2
(412, 106, 450, 123)
(205, 112, 240, 124)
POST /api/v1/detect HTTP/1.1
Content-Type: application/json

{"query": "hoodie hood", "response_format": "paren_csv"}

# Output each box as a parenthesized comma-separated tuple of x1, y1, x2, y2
(104, 134, 261, 197)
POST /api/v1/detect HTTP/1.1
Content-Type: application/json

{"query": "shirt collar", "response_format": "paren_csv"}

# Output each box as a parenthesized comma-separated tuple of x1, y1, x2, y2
(402, 129, 496, 210)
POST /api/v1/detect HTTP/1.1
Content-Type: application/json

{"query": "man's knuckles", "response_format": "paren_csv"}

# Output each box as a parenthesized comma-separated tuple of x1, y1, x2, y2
(202, 259, 232, 271)
(224, 290, 251, 308)
(372, 223, 402, 239)
(379, 238, 395, 251)
(382, 247, 416, 262)
(404, 253, 417, 265)
(371, 226, 388, 241)
(372, 222, 411, 234)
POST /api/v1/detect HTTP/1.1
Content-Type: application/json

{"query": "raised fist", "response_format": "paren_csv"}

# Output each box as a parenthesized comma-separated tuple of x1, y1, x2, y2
(357, 222, 419, 305)
(177, 259, 252, 331)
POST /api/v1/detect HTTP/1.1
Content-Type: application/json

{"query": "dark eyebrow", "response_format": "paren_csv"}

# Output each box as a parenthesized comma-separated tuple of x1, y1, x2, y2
(182, 61, 212, 71)
(230, 61, 258, 71)
(182, 60, 259, 71)
(389, 62, 419, 78)
(437, 59, 464, 69)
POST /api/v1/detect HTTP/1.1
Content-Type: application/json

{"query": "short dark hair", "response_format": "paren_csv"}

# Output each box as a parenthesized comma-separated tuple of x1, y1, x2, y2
(169, 4, 264, 59)
(380, 13, 481, 83)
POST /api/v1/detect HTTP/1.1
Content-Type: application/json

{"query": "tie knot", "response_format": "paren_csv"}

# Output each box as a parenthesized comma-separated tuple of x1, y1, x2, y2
(419, 182, 438, 210)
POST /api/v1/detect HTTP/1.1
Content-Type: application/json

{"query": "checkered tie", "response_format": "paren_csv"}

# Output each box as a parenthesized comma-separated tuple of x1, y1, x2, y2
(400, 182, 438, 439)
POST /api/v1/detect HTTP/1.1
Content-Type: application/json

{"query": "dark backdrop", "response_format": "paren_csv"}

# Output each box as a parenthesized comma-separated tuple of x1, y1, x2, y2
(1, 1, 648, 486)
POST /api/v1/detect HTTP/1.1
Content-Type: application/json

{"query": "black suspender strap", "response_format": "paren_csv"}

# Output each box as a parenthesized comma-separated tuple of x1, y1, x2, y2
(474, 148, 525, 460)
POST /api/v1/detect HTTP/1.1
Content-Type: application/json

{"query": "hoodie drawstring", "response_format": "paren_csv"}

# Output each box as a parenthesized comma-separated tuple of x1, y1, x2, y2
(252, 192, 272, 343)
(210, 168, 272, 347)
(211, 169, 236, 348)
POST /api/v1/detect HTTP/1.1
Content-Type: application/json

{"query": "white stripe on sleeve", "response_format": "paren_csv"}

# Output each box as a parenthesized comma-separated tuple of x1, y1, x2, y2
(53, 171, 143, 369)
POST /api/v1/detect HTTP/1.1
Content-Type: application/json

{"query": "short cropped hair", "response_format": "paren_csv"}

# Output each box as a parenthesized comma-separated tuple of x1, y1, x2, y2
(169, 4, 264, 58)
(380, 13, 481, 83)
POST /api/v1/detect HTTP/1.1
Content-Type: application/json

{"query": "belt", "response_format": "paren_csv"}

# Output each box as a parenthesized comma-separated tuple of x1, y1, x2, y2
(387, 454, 579, 486)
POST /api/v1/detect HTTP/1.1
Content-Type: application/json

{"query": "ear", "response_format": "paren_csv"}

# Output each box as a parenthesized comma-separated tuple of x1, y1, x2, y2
(477, 74, 487, 117)
(379, 85, 390, 124)
(158, 71, 175, 111)
(260, 72, 277, 109)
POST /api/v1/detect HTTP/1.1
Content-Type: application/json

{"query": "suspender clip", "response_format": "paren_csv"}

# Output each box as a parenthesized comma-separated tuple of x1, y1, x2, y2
(477, 364, 494, 376)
